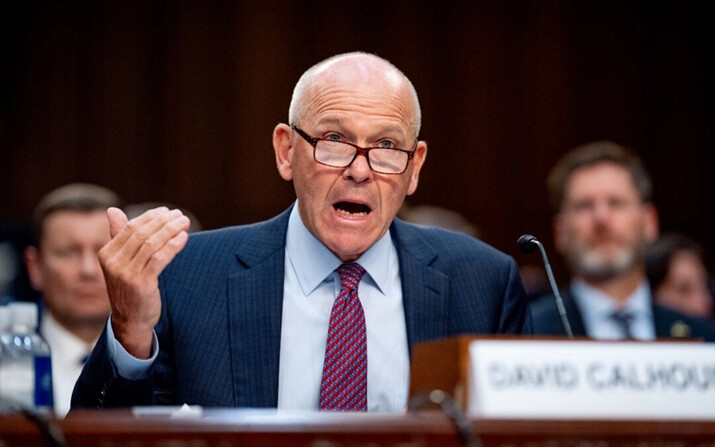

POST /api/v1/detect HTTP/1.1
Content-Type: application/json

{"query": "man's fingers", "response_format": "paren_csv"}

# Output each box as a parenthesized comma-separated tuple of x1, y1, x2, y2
(100, 207, 187, 279)
(144, 230, 190, 278)
(103, 207, 170, 257)
(106, 207, 174, 263)
(128, 211, 190, 271)
(107, 207, 128, 238)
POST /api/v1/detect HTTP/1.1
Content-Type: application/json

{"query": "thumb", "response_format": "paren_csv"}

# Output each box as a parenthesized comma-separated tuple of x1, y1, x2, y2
(107, 207, 128, 238)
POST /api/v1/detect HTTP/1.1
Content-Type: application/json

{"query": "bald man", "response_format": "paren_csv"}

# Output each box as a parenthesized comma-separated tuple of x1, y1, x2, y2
(72, 52, 531, 412)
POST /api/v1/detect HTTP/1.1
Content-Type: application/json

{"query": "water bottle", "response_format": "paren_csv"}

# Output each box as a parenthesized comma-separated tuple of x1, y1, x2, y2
(0, 305, 9, 360)
(0, 305, 13, 413)
(0, 305, 10, 343)
(0, 302, 53, 412)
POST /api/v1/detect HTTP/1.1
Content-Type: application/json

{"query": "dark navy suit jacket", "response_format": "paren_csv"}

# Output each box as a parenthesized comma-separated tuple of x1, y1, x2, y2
(530, 289, 715, 341)
(72, 206, 532, 409)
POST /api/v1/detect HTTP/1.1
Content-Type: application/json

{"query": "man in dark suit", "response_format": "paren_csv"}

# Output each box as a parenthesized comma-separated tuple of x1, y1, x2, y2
(530, 141, 715, 341)
(72, 52, 532, 412)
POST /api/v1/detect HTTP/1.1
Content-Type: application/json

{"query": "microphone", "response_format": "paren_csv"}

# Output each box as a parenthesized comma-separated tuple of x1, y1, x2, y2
(517, 234, 574, 338)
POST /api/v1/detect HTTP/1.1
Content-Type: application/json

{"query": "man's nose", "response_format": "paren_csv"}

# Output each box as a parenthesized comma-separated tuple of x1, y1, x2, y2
(592, 201, 612, 223)
(79, 251, 102, 277)
(343, 152, 373, 182)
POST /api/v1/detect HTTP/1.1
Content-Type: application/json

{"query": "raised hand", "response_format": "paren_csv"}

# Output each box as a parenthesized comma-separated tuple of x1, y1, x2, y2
(99, 207, 191, 358)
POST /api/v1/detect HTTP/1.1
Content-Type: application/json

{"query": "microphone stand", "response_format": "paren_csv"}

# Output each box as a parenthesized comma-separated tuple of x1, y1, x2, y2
(518, 235, 574, 338)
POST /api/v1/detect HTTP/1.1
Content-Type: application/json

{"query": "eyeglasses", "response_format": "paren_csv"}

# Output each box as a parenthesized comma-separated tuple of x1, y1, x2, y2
(291, 124, 417, 175)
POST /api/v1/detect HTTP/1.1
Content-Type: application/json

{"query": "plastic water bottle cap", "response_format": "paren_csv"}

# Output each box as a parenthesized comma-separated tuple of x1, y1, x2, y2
(8, 301, 39, 331)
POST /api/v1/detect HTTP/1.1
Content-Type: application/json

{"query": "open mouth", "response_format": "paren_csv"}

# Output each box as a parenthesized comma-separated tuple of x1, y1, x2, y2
(333, 201, 371, 217)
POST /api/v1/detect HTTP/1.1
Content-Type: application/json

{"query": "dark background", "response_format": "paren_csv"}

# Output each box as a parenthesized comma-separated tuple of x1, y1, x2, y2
(2, 0, 713, 297)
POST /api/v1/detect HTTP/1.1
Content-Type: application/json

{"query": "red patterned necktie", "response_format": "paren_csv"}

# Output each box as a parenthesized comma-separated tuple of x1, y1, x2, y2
(319, 262, 367, 411)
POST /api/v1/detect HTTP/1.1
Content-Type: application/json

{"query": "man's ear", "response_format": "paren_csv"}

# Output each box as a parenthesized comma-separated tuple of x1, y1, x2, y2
(24, 246, 44, 291)
(273, 123, 294, 181)
(642, 203, 659, 243)
(406, 141, 428, 196)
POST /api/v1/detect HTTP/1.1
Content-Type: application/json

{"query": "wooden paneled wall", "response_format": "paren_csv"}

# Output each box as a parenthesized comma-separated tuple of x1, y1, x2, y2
(2, 1, 713, 283)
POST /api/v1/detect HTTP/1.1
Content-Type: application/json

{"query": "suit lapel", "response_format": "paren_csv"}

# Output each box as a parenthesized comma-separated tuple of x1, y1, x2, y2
(391, 219, 449, 354)
(226, 208, 290, 407)
(653, 306, 670, 337)
(652, 305, 688, 338)
(561, 290, 589, 336)
(223, 212, 453, 404)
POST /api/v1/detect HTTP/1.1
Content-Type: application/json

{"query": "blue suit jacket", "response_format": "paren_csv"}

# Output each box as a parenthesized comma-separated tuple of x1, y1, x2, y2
(530, 289, 715, 341)
(72, 206, 532, 409)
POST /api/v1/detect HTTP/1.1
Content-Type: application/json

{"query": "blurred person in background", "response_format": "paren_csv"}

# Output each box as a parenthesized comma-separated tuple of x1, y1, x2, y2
(398, 203, 481, 239)
(0, 227, 39, 306)
(646, 233, 714, 320)
(24, 183, 122, 417)
(530, 141, 715, 341)
(0, 241, 21, 304)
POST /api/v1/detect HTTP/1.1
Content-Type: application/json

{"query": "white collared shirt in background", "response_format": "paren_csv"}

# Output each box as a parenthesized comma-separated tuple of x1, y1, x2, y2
(571, 279, 655, 340)
(40, 312, 95, 417)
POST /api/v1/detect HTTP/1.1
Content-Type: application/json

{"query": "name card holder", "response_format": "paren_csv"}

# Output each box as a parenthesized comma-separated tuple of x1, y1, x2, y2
(409, 336, 715, 420)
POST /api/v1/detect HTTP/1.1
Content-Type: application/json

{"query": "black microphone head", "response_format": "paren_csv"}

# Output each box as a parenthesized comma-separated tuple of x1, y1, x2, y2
(517, 234, 538, 254)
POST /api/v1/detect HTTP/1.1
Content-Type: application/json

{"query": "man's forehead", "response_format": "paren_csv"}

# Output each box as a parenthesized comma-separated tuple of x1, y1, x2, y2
(312, 115, 406, 133)
(305, 66, 413, 125)
(43, 210, 108, 235)
(569, 162, 632, 185)
(565, 163, 639, 196)
(45, 209, 107, 222)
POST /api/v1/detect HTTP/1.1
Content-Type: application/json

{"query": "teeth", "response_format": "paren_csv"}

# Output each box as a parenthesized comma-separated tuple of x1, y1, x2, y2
(336, 208, 368, 217)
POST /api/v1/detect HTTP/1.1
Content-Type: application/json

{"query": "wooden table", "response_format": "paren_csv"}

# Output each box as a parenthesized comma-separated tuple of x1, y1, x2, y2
(1, 408, 714, 447)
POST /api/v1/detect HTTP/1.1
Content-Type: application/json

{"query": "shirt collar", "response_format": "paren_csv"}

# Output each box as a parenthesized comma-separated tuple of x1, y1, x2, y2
(40, 312, 94, 363)
(571, 278, 653, 319)
(286, 201, 394, 296)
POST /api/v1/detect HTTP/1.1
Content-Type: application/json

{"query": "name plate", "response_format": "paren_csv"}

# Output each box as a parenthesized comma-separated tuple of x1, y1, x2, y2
(468, 340, 715, 420)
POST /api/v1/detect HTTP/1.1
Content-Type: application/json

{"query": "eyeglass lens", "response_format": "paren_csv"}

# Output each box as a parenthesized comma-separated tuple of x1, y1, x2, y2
(315, 140, 408, 174)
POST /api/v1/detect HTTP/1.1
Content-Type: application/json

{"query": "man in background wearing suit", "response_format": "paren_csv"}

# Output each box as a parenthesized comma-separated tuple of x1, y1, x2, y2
(72, 52, 532, 412)
(24, 183, 122, 417)
(530, 141, 715, 340)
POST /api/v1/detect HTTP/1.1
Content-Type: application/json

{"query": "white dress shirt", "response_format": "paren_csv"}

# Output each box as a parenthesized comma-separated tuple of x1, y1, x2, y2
(40, 313, 95, 418)
(108, 203, 410, 412)
(571, 279, 656, 340)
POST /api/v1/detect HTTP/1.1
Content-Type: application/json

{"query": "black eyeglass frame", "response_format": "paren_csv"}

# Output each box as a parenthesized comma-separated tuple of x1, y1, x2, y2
(291, 124, 417, 175)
